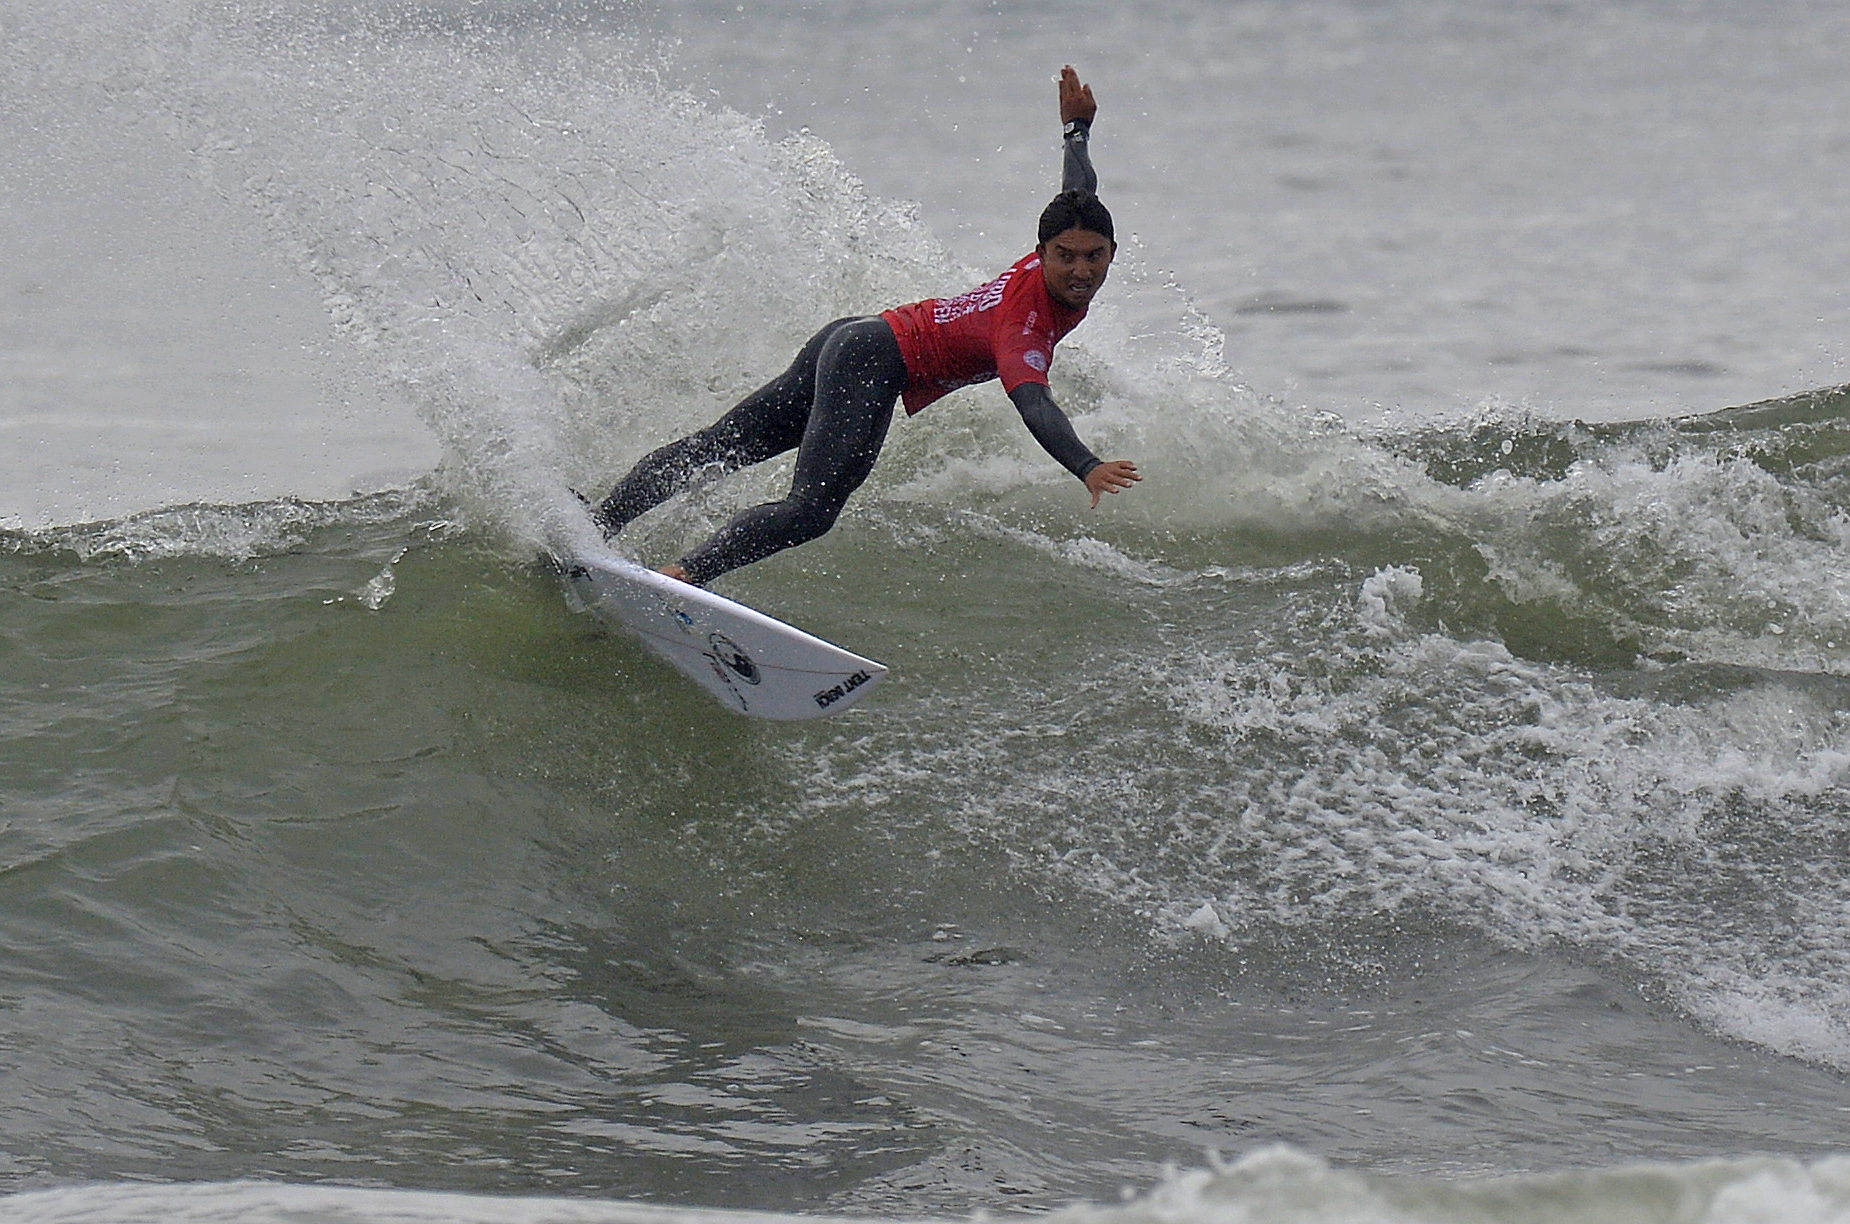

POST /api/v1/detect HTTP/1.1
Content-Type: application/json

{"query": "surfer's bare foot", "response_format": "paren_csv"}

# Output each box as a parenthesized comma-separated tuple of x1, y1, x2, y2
(659, 563, 690, 582)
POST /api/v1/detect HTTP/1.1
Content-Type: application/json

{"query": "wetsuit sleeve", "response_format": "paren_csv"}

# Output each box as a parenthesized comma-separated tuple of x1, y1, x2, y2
(1008, 382, 1102, 480)
(1062, 119, 1097, 194)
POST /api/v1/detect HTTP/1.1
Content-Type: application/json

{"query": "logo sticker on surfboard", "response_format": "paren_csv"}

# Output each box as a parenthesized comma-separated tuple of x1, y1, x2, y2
(708, 633, 761, 685)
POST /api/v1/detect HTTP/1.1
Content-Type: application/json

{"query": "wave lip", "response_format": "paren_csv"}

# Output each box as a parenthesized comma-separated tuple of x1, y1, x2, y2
(0, 486, 445, 564)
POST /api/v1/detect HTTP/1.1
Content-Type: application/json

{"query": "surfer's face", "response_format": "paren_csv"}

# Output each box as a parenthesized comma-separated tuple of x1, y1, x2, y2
(1038, 226, 1115, 310)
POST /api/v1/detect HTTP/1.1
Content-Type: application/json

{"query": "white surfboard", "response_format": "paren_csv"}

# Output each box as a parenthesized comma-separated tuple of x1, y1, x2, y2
(558, 544, 887, 720)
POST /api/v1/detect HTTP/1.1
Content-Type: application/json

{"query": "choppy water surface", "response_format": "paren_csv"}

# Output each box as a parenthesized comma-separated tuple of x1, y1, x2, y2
(4, 2, 1850, 1222)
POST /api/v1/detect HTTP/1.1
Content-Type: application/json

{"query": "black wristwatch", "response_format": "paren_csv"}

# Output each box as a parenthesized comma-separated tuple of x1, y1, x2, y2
(1063, 119, 1091, 141)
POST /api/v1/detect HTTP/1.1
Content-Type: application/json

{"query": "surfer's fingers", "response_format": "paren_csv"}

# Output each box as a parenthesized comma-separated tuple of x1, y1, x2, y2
(1101, 461, 1140, 488)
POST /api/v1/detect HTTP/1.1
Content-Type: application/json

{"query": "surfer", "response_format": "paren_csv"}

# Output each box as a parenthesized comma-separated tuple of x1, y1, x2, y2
(591, 65, 1140, 586)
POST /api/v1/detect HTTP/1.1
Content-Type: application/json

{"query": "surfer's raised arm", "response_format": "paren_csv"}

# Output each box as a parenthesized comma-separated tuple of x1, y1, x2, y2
(591, 64, 1138, 589)
(1015, 66, 1137, 508)
(1059, 64, 1098, 194)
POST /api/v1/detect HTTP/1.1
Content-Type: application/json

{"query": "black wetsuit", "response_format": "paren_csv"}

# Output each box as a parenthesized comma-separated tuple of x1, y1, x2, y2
(595, 119, 1101, 587)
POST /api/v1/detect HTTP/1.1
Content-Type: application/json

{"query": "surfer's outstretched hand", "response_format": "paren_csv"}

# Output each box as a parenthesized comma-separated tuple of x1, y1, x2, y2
(1085, 460, 1140, 508)
(1059, 65, 1096, 126)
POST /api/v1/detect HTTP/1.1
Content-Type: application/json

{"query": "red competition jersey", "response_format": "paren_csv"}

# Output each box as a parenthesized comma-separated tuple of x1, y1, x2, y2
(881, 253, 1088, 416)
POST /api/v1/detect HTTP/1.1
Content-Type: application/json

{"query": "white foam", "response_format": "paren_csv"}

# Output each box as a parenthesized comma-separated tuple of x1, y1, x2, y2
(1161, 561, 1850, 1068)
(13, 1150, 1850, 1224)
(8, 487, 442, 563)
(1356, 565, 1423, 638)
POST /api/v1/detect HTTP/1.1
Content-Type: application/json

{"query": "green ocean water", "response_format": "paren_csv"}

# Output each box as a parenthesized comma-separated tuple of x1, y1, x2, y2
(8, 388, 1850, 1214)
(8, 1, 1850, 1220)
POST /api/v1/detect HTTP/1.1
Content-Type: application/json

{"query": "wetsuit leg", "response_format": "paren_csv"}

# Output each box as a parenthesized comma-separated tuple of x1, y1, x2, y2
(592, 318, 863, 536)
(677, 317, 908, 585)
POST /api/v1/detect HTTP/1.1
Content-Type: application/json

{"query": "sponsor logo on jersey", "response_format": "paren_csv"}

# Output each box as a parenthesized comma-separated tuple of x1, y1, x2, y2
(1022, 349, 1049, 372)
(933, 267, 1013, 324)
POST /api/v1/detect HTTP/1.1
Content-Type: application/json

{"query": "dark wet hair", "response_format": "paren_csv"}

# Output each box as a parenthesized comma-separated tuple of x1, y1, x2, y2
(1038, 190, 1114, 246)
